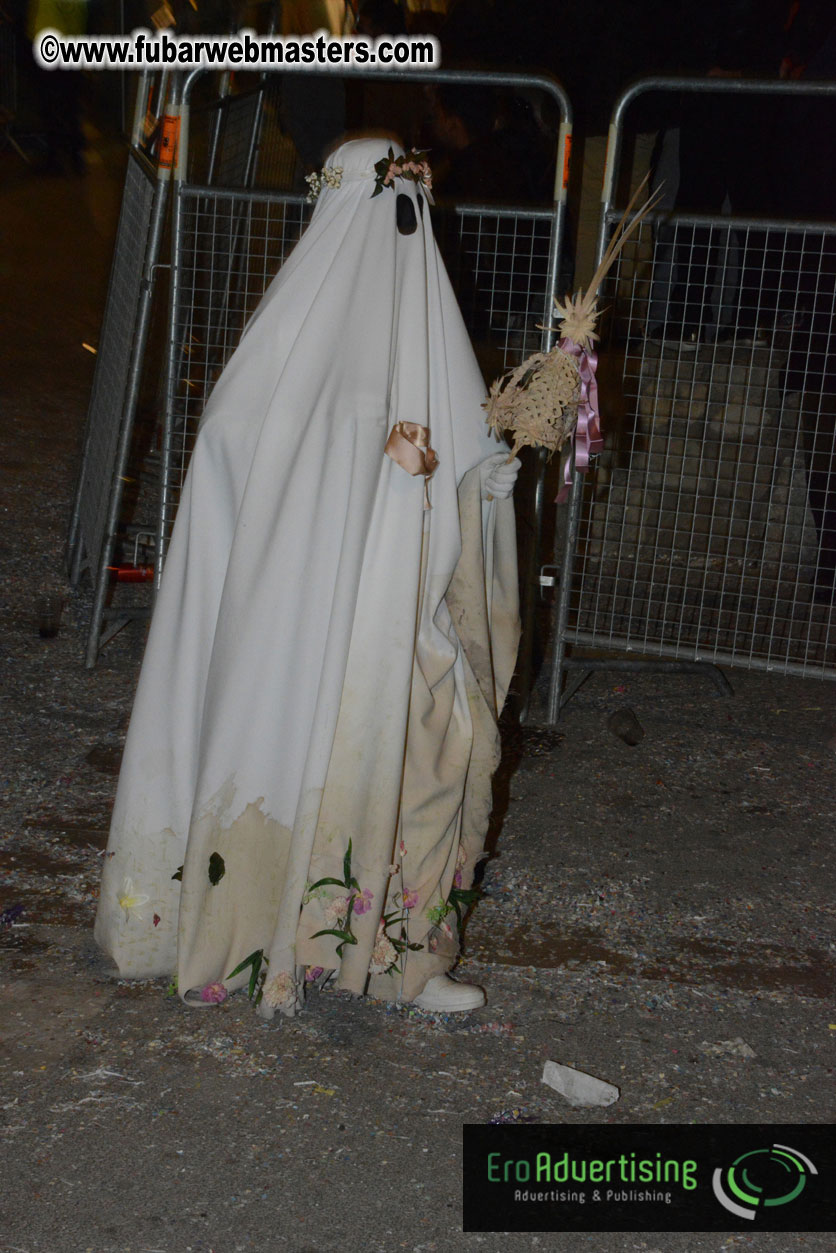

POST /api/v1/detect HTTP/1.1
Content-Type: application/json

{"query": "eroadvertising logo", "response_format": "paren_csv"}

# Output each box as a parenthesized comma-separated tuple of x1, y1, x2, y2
(486, 1144, 698, 1202)
(462, 1125, 834, 1233)
(712, 1143, 818, 1220)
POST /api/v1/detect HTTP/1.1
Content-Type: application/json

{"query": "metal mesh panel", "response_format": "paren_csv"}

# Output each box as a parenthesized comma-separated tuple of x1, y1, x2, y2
(566, 213, 836, 678)
(437, 206, 555, 370)
(162, 191, 559, 544)
(163, 188, 310, 539)
(251, 78, 299, 191)
(72, 153, 156, 576)
(188, 78, 293, 191)
(209, 89, 262, 187)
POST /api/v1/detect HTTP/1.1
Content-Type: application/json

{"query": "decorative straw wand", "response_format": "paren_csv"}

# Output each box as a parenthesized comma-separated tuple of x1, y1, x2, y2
(484, 176, 661, 498)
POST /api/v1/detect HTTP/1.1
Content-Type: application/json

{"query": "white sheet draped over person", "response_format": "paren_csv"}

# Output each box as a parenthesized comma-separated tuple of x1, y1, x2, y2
(94, 137, 521, 1017)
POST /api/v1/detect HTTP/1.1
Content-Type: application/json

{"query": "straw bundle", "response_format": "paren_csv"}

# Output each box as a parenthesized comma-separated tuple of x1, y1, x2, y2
(484, 177, 660, 461)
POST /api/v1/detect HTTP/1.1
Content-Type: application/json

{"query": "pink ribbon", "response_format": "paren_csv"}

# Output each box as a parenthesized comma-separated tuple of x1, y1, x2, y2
(556, 336, 603, 503)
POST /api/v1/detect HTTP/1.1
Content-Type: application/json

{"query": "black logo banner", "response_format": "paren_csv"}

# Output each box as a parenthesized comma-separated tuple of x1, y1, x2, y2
(463, 1124, 834, 1232)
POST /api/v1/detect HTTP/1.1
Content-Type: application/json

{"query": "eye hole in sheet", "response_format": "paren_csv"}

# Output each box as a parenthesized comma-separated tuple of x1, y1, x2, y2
(396, 193, 418, 235)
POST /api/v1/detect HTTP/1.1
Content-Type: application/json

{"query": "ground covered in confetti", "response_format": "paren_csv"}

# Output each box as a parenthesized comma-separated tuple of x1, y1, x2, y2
(2, 138, 835, 1252)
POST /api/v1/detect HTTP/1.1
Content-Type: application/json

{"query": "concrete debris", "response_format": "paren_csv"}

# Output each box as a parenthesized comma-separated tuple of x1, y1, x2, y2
(699, 1037, 757, 1058)
(541, 1060, 620, 1106)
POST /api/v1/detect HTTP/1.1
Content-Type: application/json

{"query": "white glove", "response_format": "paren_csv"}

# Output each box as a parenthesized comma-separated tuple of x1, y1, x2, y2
(480, 452, 521, 500)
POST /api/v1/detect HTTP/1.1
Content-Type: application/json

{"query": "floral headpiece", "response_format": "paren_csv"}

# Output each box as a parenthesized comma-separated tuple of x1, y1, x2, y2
(304, 148, 434, 204)
(371, 147, 433, 200)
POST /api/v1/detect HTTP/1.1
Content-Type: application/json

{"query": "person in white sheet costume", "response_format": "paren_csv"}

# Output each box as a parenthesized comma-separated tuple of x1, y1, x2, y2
(95, 137, 521, 1017)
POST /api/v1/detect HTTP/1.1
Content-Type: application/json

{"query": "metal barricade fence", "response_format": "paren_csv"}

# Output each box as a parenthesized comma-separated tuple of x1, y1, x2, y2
(250, 77, 302, 190)
(66, 57, 280, 664)
(153, 67, 572, 711)
(66, 72, 177, 667)
(67, 152, 158, 576)
(206, 81, 264, 187)
(549, 77, 836, 721)
(71, 69, 279, 668)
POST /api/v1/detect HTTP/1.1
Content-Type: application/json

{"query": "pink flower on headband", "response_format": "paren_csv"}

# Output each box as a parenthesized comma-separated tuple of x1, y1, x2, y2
(372, 147, 433, 199)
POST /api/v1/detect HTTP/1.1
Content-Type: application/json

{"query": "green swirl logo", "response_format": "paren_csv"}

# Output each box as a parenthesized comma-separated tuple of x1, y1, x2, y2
(713, 1144, 818, 1220)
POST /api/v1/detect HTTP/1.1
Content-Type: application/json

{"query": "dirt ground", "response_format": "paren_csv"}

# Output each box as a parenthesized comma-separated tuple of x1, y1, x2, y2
(1, 126, 835, 1253)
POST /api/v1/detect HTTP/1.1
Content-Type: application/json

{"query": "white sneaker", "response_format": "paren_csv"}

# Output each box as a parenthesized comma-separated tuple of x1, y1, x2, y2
(412, 974, 486, 1012)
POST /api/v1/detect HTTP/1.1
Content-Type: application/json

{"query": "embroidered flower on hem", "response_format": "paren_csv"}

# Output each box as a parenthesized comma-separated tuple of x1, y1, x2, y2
(401, 889, 419, 911)
(426, 900, 449, 926)
(117, 877, 150, 922)
(455, 844, 468, 884)
(301, 881, 328, 905)
(263, 971, 297, 1010)
(200, 982, 228, 1004)
(323, 895, 351, 928)
(368, 922, 399, 975)
(352, 888, 375, 915)
(305, 965, 325, 983)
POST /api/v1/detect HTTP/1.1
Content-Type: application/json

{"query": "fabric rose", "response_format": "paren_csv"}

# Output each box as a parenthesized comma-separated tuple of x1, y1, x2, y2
(200, 981, 228, 1004)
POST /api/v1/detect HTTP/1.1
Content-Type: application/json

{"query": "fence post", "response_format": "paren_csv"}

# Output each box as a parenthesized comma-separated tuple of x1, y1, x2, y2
(80, 78, 179, 667)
